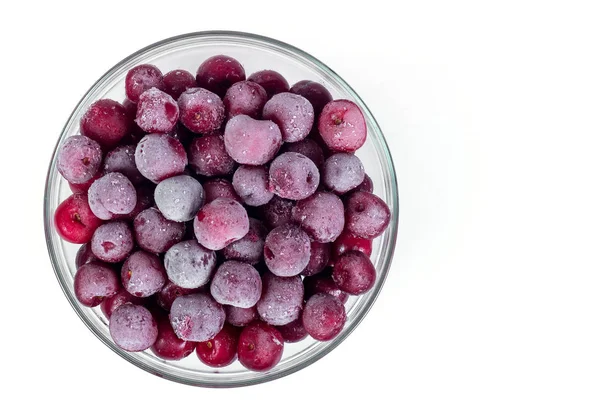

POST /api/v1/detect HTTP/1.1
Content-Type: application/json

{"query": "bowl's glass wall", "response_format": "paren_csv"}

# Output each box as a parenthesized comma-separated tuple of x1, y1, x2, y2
(44, 32, 398, 387)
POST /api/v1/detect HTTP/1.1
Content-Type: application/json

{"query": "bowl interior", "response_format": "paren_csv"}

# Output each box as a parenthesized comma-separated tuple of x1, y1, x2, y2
(44, 31, 398, 387)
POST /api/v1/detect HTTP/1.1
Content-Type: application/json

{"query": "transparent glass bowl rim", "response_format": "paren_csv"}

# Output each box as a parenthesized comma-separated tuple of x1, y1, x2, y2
(43, 30, 399, 387)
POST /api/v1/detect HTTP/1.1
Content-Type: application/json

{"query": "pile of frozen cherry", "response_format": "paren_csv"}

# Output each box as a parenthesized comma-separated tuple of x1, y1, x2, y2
(54, 55, 391, 372)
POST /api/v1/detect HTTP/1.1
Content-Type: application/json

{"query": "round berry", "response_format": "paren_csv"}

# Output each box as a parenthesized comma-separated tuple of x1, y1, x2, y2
(193, 198, 249, 251)
(223, 115, 282, 165)
(196, 324, 239, 368)
(101, 288, 144, 319)
(54, 194, 102, 244)
(75, 243, 97, 268)
(268, 152, 319, 200)
(332, 231, 372, 259)
(345, 191, 391, 239)
(157, 282, 202, 311)
(196, 55, 246, 97)
(332, 250, 376, 295)
(302, 293, 346, 341)
(121, 251, 167, 297)
(154, 175, 205, 222)
(109, 304, 158, 352)
(277, 317, 308, 343)
(210, 261, 262, 308)
(302, 241, 331, 276)
(74, 262, 120, 307)
(264, 224, 311, 277)
(223, 218, 266, 265)
(91, 221, 134, 263)
(80, 99, 130, 149)
(248, 70, 289, 98)
(263, 92, 314, 143)
(353, 174, 373, 193)
(163, 69, 196, 100)
(125, 64, 164, 103)
(323, 153, 365, 194)
(202, 178, 241, 203)
(256, 273, 304, 326)
(237, 322, 284, 372)
(259, 196, 295, 229)
(152, 314, 196, 360)
(133, 207, 185, 253)
(318, 99, 367, 152)
(103, 145, 145, 185)
(188, 135, 235, 177)
(225, 305, 257, 327)
(178, 87, 225, 134)
(224, 80, 268, 119)
(232, 165, 273, 207)
(291, 191, 344, 243)
(282, 138, 325, 168)
(170, 293, 225, 342)
(88, 172, 137, 220)
(57, 136, 103, 184)
(134, 134, 187, 183)
(135, 88, 179, 134)
(289, 80, 333, 115)
(164, 240, 216, 289)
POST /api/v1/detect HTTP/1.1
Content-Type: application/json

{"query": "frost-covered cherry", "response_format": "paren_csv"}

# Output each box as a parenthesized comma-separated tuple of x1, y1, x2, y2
(232, 165, 273, 206)
(152, 314, 196, 360)
(332, 250, 376, 295)
(223, 115, 282, 165)
(188, 135, 235, 177)
(121, 250, 166, 297)
(263, 92, 314, 143)
(248, 70, 289, 98)
(302, 293, 346, 341)
(345, 191, 391, 239)
(290, 80, 333, 115)
(256, 273, 304, 326)
(202, 178, 241, 203)
(125, 64, 164, 103)
(223, 80, 267, 119)
(282, 138, 325, 168)
(80, 99, 130, 149)
(163, 69, 196, 100)
(103, 145, 145, 185)
(133, 207, 185, 253)
(169, 293, 225, 342)
(196, 55, 246, 97)
(259, 196, 294, 229)
(193, 198, 249, 251)
(109, 304, 158, 351)
(135, 88, 179, 134)
(318, 99, 367, 152)
(323, 153, 365, 194)
(164, 240, 216, 289)
(277, 317, 308, 343)
(268, 152, 319, 200)
(302, 241, 331, 276)
(225, 305, 257, 327)
(57, 136, 103, 184)
(87, 172, 137, 220)
(154, 175, 205, 222)
(178, 87, 225, 134)
(210, 261, 262, 308)
(91, 221, 134, 263)
(264, 224, 311, 277)
(223, 218, 266, 265)
(74, 262, 119, 307)
(291, 191, 344, 243)
(134, 134, 187, 183)
(75, 243, 97, 268)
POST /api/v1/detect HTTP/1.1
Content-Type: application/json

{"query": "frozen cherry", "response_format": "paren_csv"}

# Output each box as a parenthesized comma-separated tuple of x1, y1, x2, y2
(133, 207, 185, 253)
(302, 241, 331, 276)
(303, 272, 349, 304)
(163, 69, 196, 100)
(80, 99, 130, 149)
(74, 262, 119, 307)
(164, 240, 217, 289)
(259, 196, 294, 229)
(57, 136, 102, 184)
(223, 115, 282, 165)
(277, 317, 308, 343)
(237, 322, 284, 372)
(178, 87, 225, 134)
(268, 152, 319, 200)
(291, 191, 344, 243)
(345, 191, 391, 239)
(225, 305, 257, 327)
(157, 281, 201, 311)
(223, 80, 268, 119)
(289, 80, 333, 115)
(196, 324, 239, 368)
(318, 99, 367, 152)
(332, 250, 376, 295)
(210, 261, 262, 308)
(152, 314, 196, 360)
(232, 165, 273, 206)
(54, 193, 102, 244)
(170, 293, 225, 342)
(135, 88, 179, 134)
(101, 288, 143, 319)
(202, 178, 241, 203)
(188, 135, 235, 177)
(264, 224, 311, 277)
(282, 138, 325, 168)
(256, 272, 304, 326)
(154, 175, 205, 222)
(302, 293, 346, 341)
(103, 145, 145, 185)
(109, 304, 158, 351)
(75, 243, 97, 268)
(223, 218, 266, 265)
(248, 70, 289, 98)
(134, 134, 188, 183)
(263, 93, 314, 143)
(121, 250, 167, 297)
(193, 198, 249, 251)
(88, 172, 137, 220)
(125, 64, 164, 103)
(91, 221, 134, 263)
(196, 55, 246, 97)
(323, 153, 365, 194)
(332, 231, 372, 259)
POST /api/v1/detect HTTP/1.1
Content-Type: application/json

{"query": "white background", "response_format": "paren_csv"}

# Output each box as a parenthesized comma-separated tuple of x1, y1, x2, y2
(1, 0, 599, 398)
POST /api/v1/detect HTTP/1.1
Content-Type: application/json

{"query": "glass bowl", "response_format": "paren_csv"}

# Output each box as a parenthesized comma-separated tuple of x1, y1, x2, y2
(44, 31, 398, 387)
